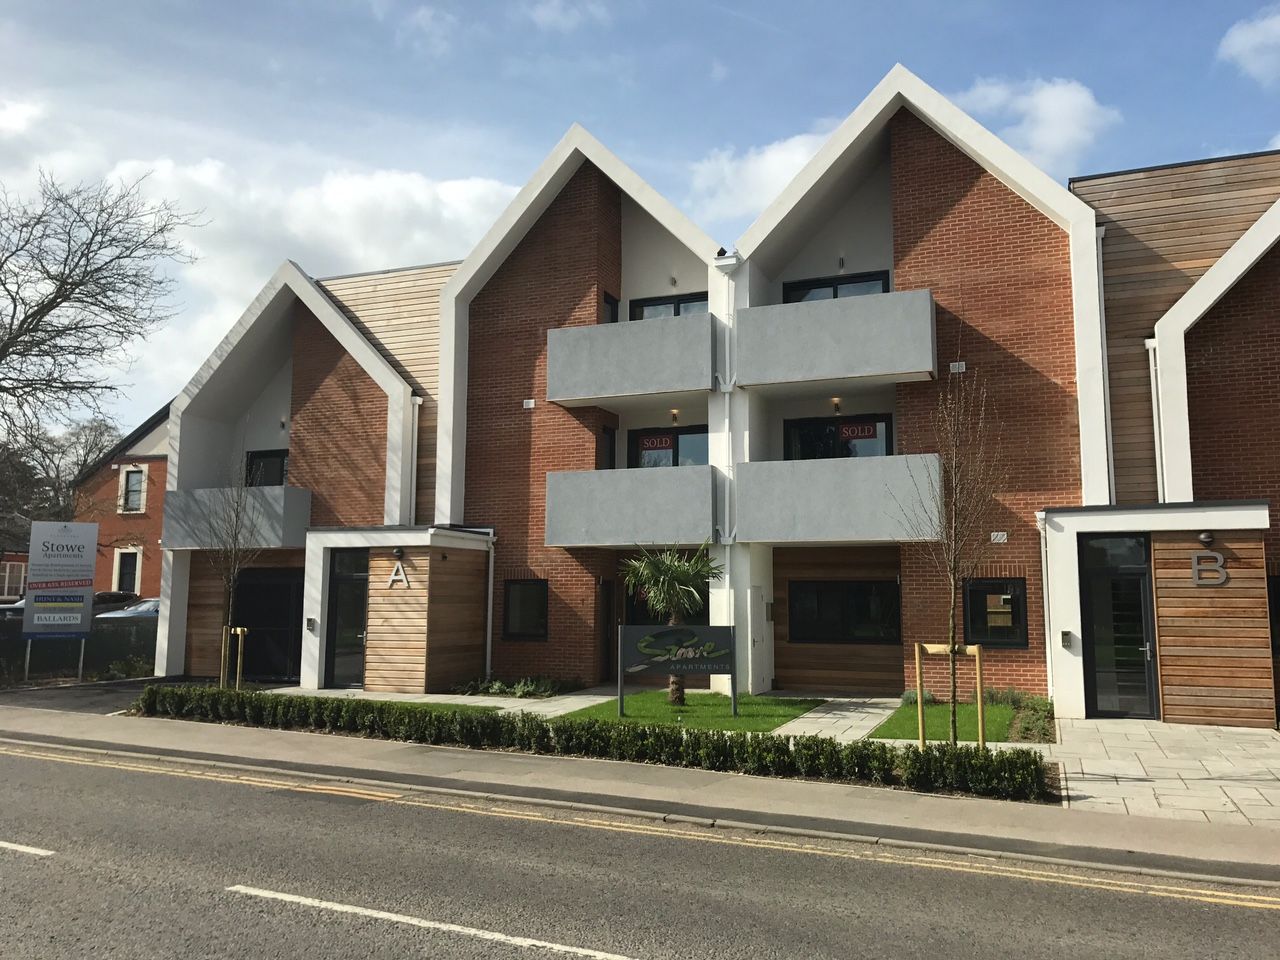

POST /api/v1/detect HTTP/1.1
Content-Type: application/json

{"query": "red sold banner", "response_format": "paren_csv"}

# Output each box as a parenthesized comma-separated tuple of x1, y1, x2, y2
(640, 435, 674, 450)
(839, 422, 878, 441)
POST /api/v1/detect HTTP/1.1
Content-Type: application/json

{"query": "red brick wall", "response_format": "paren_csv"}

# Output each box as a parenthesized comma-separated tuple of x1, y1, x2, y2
(75, 458, 166, 596)
(465, 162, 621, 683)
(1187, 241, 1280, 557)
(890, 109, 1079, 699)
(290, 304, 388, 527)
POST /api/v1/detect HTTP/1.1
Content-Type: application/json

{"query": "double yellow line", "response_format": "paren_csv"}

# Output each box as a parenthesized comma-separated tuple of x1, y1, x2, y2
(4, 742, 1279, 912)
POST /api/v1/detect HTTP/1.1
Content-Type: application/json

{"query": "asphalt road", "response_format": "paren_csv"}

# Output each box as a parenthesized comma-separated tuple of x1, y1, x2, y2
(0, 744, 1275, 959)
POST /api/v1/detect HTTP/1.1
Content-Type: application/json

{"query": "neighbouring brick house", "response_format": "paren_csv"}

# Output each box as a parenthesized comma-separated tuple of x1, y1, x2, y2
(152, 65, 1278, 728)
(73, 404, 171, 598)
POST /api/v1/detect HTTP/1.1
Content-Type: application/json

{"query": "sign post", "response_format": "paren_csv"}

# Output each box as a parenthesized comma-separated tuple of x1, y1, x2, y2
(617, 624, 737, 717)
(22, 521, 98, 680)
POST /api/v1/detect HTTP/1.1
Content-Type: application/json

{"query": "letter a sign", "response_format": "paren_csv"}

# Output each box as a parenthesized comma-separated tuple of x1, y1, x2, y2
(386, 560, 410, 589)
(1190, 551, 1229, 587)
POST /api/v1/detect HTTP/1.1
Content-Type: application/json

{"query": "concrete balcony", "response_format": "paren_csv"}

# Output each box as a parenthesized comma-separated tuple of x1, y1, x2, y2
(546, 313, 716, 407)
(545, 465, 716, 548)
(735, 290, 935, 390)
(163, 486, 312, 550)
(735, 455, 941, 544)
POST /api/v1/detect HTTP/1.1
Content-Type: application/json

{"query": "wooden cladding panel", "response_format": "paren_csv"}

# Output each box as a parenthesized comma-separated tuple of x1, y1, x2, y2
(1071, 155, 1280, 503)
(183, 550, 305, 677)
(425, 546, 488, 692)
(1151, 532, 1276, 728)
(773, 547, 904, 694)
(319, 262, 458, 524)
(364, 547, 429, 693)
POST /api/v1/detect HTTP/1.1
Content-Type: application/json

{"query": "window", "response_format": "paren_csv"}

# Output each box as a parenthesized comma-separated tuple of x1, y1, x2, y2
(628, 292, 709, 321)
(121, 469, 145, 513)
(627, 425, 709, 468)
(115, 550, 139, 594)
(964, 578, 1028, 648)
(783, 415, 892, 461)
(246, 449, 288, 487)
(788, 580, 900, 644)
(597, 425, 617, 470)
(504, 579, 548, 641)
(601, 293, 619, 324)
(782, 271, 890, 303)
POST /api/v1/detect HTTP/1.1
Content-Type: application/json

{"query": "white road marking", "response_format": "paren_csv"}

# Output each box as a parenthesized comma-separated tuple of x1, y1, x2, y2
(226, 885, 639, 959)
(0, 840, 55, 857)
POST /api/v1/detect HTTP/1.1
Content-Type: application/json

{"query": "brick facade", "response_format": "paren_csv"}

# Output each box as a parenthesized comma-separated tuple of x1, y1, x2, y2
(76, 458, 166, 597)
(289, 303, 388, 527)
(465, 162, 621, 684)
(890, 109, 1080, 699)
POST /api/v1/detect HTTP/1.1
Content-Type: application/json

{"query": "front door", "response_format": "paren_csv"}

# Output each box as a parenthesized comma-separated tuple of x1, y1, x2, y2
(326, 549, 368, 688)
(1080, 535, 1159, 719)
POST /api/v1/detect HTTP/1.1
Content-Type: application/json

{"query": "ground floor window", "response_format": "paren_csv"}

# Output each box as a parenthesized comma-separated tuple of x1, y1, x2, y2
(627, 425, 708, 468)
(504, 579, 548, 641)
(963, 578, 1028, 648)
(114, 549, 140, 593)
(782, 414, 892, 460)
(788, 580, 900, 644)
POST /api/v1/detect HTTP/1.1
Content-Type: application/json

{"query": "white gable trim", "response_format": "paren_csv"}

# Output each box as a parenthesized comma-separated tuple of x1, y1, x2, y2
(435, 125, 721, 524)
(736, 63, 1111, 506)
(1153, 197, 1280, 502)
(168, 260, 415, 525)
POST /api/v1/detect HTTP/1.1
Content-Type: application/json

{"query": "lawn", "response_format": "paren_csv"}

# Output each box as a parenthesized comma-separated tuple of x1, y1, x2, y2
(560, 690, 825, 733)
(870, 702, 1015, 742)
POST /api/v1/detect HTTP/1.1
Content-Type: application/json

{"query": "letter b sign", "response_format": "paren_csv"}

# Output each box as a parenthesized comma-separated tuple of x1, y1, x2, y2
(1191, 551, 1229, 587)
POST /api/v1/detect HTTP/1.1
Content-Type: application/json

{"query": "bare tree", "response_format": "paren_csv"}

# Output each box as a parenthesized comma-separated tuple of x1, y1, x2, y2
(202, 457, 264, 685)
(0, 172, 197, 436)
(899, 370, 1008, 745)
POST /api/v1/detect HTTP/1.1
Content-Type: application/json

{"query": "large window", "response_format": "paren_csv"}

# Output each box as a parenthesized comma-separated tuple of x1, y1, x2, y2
(964, 578, 1028, 648)
(628, 426, 709, 468)
(788, 580, 900, 644)
(504, 579, 548, 642)
(246, 449, 288, 487)
(783, 415, 892, 461)
(629, 293, 708, 321)
(121, 468, 145, 513)
(782, 271, 889, 303)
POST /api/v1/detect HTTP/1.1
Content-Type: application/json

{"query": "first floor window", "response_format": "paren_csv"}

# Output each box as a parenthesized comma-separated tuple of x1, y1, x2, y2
(629, 292, 709, 321)
(964, 578, 1028, 648)
(246, 449, 288, 487)
(504, 579, 548, 641)
(116, 551, 139, 594)
(628, 425, 709, 468)
(783, 414, 892, 461)
(121, 469, 145, 512)
(782, 271, 890, 303)
(788, 580, 900, 644)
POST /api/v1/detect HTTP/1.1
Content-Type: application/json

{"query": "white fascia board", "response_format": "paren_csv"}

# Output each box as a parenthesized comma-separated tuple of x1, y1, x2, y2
(305, 527, 494, 550)
(1154, 196, 1280, 502)
(1043, 500, 1270, 533)
(167, 260, 416, 524)
(434, 124, 720, 525)
(736, 63, 1109, 505)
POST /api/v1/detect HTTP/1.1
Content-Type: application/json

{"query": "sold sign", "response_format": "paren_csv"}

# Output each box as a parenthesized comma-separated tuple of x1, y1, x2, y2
(839, 423, 877, 441)
(640, 435, 674, 450)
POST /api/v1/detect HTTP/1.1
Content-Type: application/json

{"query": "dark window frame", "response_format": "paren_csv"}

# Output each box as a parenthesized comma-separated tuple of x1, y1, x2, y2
(963, 577, 1029, 649)
(787, 579, 901, 645)
(627, 424, 710, 468)
(121, 468, 145, 512)
(601, 292, 619, 324)
(628, 292, 709, 322)
(597, 425, 617, 470)
(245, 449, 289, 487)
(503, 578, 549, 642)
(1268, 575, 1280, 656)
(116, 551, 139, 593)
(782, 413, 894, 461)
(782, 270, 890, 303)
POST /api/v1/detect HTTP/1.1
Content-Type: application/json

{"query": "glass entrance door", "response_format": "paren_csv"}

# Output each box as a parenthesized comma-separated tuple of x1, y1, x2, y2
(326, 549, 368, 688)
(1080, 535, 1158, 719)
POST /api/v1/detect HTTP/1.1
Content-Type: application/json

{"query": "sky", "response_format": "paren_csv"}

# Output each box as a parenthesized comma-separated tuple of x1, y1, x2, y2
(2, 0, 1279, 430)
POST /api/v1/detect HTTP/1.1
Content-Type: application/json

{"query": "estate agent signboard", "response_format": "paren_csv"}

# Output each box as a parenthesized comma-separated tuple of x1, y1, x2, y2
(23, 521, 98, 640)
(617, 624, 737, 716)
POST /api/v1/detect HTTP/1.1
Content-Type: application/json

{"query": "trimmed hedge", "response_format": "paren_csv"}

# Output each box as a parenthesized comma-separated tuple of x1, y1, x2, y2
(132, 685, 1053, 802)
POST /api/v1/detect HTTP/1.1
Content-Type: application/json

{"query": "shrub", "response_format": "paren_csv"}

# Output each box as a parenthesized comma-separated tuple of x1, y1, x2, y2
(1008, 696, 1055, 744)
(900, 689, 935, 706)
(452, 676, 578, 699)
(131, 685, 1053, 803)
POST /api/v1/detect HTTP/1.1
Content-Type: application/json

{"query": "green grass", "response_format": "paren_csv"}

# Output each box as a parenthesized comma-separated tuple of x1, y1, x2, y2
(560, 690, 825, 733)
(870, 702, 1015, 742)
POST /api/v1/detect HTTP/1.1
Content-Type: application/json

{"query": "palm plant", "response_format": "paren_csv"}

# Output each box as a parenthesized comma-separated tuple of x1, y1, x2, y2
(620, 543, 724, 705)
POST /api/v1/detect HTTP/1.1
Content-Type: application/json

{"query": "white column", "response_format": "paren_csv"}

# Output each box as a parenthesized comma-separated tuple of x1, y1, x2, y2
(155, 549, 190, 676)
(300, 537, 328, 689)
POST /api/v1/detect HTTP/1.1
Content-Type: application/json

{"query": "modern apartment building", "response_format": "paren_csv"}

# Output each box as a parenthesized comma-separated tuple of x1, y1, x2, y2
(155, 65, 1278, 728)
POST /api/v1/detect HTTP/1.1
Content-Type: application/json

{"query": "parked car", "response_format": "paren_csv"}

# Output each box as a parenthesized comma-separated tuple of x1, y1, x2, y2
(95, 598, 159, 620)
(0, 598, 23, 621)
(92, 591, 140, 614)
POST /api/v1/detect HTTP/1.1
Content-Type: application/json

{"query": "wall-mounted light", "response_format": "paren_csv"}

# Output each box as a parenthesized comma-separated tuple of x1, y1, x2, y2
(670, 276, 678, 287)
(832, 397, 841, 416)
(670, 409, 679, 425)
(1198, 531, 1215, 546)
(392, 546, 404, 559)
(838, 256, 845, 271)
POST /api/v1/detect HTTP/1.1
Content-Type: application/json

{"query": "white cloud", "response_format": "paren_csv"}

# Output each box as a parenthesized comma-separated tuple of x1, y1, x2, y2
(399, 5, 458, 57)
(953, 77, 1121, 180)
(1219, 7, 1280, 86)
(688, 124, 833, 225)
(522, 0, 609, 32)
(0, 98, 42, 136)
(710, 59, 728, 84)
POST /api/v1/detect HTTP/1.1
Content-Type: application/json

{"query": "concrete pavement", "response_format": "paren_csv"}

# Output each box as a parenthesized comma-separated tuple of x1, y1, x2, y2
(1, 703, 1279, 883)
